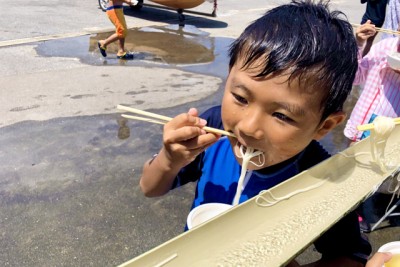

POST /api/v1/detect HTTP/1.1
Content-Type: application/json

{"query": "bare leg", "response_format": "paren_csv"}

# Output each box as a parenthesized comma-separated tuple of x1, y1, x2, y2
(99, 33, 119, 48)
(117, 38, 125, 56)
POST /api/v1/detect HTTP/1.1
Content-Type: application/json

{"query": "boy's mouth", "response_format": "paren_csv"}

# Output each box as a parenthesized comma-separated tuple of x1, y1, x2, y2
(233, 140, 266, 169)
(235, 139, 263, 153)
(234, 140, 264, 157)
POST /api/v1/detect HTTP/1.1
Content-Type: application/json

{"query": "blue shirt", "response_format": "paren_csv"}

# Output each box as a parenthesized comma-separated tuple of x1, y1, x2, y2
(174, 137, 328, 209)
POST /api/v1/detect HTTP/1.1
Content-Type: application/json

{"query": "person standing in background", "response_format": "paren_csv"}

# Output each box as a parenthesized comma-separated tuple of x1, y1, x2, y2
(98, 0, 138, 60)
(343, 21, 400, 143)
(360, 0, 388, 56)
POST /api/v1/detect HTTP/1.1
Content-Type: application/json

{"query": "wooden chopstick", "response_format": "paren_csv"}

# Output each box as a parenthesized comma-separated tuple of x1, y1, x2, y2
(117, 105, 237, 138)
(357, 117, 400, 131)
(121, 114, 166, 125)
(350, 23, 400, 36)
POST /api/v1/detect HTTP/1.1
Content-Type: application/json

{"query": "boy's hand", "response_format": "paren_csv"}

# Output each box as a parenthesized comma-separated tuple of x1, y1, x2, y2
(162, 108, 220, 168)
(139, 108, 220, 197)
(356, 20, 376, 47)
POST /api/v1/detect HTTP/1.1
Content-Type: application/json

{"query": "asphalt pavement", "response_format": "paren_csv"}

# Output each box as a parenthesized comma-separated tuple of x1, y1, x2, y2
(0, 0, 398, 266)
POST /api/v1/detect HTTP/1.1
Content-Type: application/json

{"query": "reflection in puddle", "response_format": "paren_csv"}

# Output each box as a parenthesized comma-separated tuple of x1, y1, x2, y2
(117, 118, 130, 140)
(36, 25, 216, 66)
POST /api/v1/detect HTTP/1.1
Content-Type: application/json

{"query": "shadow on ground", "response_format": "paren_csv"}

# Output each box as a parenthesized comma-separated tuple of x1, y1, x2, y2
(123, 5, 228, 29)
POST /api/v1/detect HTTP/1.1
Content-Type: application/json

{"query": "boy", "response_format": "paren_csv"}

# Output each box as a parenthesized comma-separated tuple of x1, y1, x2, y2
(140, 0, 371, 266)
(98, 0, 137, 60)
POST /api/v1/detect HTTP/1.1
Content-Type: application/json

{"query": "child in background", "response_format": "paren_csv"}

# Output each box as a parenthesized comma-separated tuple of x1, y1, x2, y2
(140, 0, 371, 266)
(344, 21, 400, 142)
(98, 0, 138, 60)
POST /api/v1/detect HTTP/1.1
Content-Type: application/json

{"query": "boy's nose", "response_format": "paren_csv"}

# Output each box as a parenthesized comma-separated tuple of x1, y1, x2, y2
(237, 114, 265, 140)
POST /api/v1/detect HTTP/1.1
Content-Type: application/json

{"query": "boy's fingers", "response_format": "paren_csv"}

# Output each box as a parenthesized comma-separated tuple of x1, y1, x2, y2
(162, 108, 217, 158)
(187, 107, 199, 117)
(164, 125, 204, 144)
(170, 112, 207, 128)
(163, 112, 207, 143)
(165, 125, 220, 148)
(163, 133, 219, 163)
(183, 132, 220, 150)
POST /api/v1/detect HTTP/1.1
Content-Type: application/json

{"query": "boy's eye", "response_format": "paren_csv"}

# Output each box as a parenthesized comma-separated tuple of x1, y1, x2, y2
(232, 93, 248, 105)
(273, 112, 293, 122)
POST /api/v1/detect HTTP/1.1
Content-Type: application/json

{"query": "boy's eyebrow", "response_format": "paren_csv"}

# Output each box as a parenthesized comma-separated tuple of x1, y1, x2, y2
(276, 101, 306, 117)
(234, 84, 307, 117)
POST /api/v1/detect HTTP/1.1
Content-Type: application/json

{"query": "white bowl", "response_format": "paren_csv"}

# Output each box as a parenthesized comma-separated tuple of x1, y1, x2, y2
(187, 203, 232, 229)
(387, 51, 400, 70)
(378, 241, 400, 254)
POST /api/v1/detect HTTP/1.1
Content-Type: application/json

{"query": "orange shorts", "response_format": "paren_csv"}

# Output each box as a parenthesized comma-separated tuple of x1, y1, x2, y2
(106, 6, 128, 38)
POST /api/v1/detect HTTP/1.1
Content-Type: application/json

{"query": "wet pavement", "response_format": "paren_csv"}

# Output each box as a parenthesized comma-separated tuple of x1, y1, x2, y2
(1, 2, 399, 266)
(0, 113, 192, 266)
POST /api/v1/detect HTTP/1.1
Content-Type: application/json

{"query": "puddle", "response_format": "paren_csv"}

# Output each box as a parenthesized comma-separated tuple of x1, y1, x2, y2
(35, 25, 232, 78)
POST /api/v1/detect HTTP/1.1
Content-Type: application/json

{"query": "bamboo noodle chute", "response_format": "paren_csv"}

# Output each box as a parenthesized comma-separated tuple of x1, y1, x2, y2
(117, 119, 400, 267)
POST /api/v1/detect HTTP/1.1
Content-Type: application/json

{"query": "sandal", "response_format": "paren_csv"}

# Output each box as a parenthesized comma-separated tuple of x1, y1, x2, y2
(98, 41, 107, 57)
(117, 52, 134, 60)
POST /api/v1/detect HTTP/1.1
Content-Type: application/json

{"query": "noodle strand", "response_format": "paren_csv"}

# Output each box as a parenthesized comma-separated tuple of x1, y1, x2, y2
(232, 143, 264, 206)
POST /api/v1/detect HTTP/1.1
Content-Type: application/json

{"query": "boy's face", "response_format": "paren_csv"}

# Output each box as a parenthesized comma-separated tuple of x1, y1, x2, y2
(221, 63, 344, 170)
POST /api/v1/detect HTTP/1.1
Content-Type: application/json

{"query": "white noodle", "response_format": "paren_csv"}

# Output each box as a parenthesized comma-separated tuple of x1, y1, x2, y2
(370, 116, 400, 211)
(255, 178, 330, 207)
(232, 143, 264, 206)
(338, 117, 397, 177)
(370, 116, 396, 173)
(339, 116, 399, 203)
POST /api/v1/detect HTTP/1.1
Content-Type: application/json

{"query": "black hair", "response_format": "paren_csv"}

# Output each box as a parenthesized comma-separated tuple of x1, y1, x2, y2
(229, 0, 358, 121)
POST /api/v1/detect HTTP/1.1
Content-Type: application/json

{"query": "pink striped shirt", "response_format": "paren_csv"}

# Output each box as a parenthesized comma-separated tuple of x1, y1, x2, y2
(344, 37, 400, 141)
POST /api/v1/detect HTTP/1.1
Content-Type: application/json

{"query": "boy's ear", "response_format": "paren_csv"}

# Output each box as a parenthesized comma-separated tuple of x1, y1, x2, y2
(313, 111, 346, 141)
